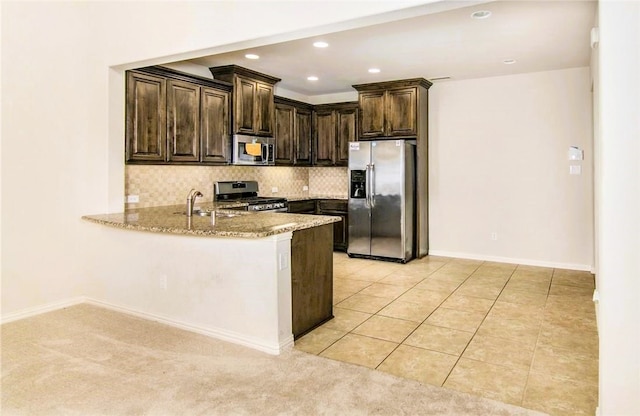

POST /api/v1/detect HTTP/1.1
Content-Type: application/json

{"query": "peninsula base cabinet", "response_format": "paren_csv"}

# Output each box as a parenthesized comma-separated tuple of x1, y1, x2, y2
(288, 199, 348, 252)
(291, 224, 334, 339)
(317, 199, 348, 252)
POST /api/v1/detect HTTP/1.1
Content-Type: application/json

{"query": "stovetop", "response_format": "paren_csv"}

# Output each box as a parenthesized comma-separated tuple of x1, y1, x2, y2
(214, 180, 286, 206)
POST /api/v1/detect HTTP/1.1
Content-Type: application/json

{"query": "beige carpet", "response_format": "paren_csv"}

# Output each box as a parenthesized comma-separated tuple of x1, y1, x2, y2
(1, 304, 547, 415)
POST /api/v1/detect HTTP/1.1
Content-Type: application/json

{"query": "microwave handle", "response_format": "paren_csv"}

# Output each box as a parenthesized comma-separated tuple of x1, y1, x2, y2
(262, 143, 269, 164)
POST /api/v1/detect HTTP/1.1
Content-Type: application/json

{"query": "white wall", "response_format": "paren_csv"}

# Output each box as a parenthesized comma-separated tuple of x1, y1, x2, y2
(429, 68, 594, 270)
(596, 1, 640, 414)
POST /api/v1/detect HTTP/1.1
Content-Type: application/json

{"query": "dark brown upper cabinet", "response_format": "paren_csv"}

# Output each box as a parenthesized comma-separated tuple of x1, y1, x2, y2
(125, 66, 232, 165)
(126, 71, 167, 162)
(353, 78, 432, 139)
(200, 86, 230, 163)
(209, 65, 280, 137)
(275, 96, 313, 166)
(313, 102, 358, 166)
(294, 106, 313, 165)
(167, 79, 200, 162)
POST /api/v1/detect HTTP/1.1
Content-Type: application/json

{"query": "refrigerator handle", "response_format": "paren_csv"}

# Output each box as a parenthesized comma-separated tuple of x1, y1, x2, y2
(370, 163, 375, 207)
(365, 164, 371, 208)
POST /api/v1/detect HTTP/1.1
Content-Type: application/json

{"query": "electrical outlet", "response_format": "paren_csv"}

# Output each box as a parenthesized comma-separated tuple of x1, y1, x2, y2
(278, 253, 289, 270)
(271, 187, 278, 193)
(160, 275, 167, 290)
(126, 195, 139, 203)
(491, 232, 498, 241)
(303, 185, 309, 191)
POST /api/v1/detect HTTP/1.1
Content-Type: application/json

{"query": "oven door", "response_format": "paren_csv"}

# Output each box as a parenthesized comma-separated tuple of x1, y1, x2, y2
(232, 135, 275, 165)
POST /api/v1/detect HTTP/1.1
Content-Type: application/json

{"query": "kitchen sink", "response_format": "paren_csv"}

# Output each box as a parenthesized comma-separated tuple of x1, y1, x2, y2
(174, 210, 240, 218)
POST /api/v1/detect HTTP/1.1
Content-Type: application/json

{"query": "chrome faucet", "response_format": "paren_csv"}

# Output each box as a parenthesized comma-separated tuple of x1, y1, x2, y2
(186, 189, 203, 217)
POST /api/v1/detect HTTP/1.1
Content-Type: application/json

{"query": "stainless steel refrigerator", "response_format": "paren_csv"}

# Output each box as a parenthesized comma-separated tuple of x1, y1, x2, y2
(347, 139, 416, 263)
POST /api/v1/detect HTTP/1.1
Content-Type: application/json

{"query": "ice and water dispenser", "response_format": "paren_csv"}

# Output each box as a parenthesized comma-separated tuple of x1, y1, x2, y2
(350, 170, 366, 199)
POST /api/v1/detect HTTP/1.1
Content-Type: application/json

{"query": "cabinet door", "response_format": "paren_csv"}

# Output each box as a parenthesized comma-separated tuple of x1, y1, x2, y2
(294, 108, 312, 166)
(200, 86, 230, 164)
(274, 103, 295, 165)
(313, 110, 336, 166)
(317, 199, 348, 251)
(167, 80, 200, 162)
(386, 87, 417, 136)
(126, 71, 166, 162)
(358, 91, 385, 138)
(235, 76, 256, 134)
(335, 107, 357, 166)
(288, 200, 316, 214)
(291, 224, 333, 338)
(255, 82, 274, 136)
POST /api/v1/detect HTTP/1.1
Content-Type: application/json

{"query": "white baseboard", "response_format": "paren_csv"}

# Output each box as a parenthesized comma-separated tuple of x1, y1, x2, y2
(1, 297, 293, 355)
(428, 250, 593, 272)
(1, 297, 86, 324)
(83, 298, 293, 355)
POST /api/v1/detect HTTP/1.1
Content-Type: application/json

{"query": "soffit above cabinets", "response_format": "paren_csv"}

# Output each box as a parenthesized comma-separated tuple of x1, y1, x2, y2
(174, 0, 596, 98)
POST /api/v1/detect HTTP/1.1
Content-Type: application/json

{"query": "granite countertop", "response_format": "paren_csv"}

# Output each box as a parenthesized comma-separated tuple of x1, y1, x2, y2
(82, 202, 341, 239)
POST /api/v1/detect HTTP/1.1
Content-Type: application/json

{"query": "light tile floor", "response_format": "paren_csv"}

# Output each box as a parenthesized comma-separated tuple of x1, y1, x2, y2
(295, 253, 598, 416)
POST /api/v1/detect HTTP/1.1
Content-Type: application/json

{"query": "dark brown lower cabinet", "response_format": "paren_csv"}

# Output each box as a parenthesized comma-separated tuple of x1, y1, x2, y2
(317, 199, 348, 252)
(288, 199, 348, 252)
(291, 224, 333, 339)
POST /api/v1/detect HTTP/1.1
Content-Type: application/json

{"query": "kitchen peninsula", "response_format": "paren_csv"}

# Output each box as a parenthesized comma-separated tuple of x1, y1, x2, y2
(82, 203, 339, 355)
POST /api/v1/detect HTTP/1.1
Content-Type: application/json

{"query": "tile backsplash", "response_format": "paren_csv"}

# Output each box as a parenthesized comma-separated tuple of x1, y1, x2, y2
(125, 165, 348, 208)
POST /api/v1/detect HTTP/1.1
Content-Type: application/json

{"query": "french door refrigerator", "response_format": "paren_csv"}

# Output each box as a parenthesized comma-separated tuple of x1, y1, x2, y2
(347, 139, 416, 263)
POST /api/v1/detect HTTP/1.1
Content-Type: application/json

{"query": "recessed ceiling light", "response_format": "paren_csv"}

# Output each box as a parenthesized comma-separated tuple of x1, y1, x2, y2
(368, 68, 381, 74)
(307, 76, 319, 81)
(471, 10, 492, 19)
(503, 59, 517, 65)
(245, 54, 259, 60)
(313, 41, 329, 48)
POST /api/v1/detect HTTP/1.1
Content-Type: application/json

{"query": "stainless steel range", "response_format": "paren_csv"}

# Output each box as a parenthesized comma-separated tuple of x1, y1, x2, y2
(213, 181, 288, 212)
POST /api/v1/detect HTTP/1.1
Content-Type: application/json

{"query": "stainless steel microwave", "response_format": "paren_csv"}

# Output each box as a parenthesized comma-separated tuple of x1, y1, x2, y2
(231, 134, 275, 166)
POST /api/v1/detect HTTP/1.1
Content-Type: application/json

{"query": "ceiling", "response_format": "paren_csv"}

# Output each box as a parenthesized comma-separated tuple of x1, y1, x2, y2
(181, 0, 596, 97)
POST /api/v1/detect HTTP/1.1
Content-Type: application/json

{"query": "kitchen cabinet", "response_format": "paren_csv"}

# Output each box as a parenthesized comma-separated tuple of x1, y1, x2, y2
(209, 65, 280, 137)
(126, 71, 166, 162)
(288, 199, 348, 252)
(274, 96, 313, 166)
(291, 223, 333, 339)
(313, 102, 358, 166)
(353, 79, 432, 139)
(126, 66, 231, 165)
(287, 200, 316, 214)
(317, 199, 349, 252)
(200, 87, 231, 163)
(167, 79, 200, 162)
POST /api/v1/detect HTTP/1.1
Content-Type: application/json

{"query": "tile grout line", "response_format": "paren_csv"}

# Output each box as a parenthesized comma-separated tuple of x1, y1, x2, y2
(314, 258, 447, 357)
(520, 267, 554, 410)
(440, 262, 517, 390)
